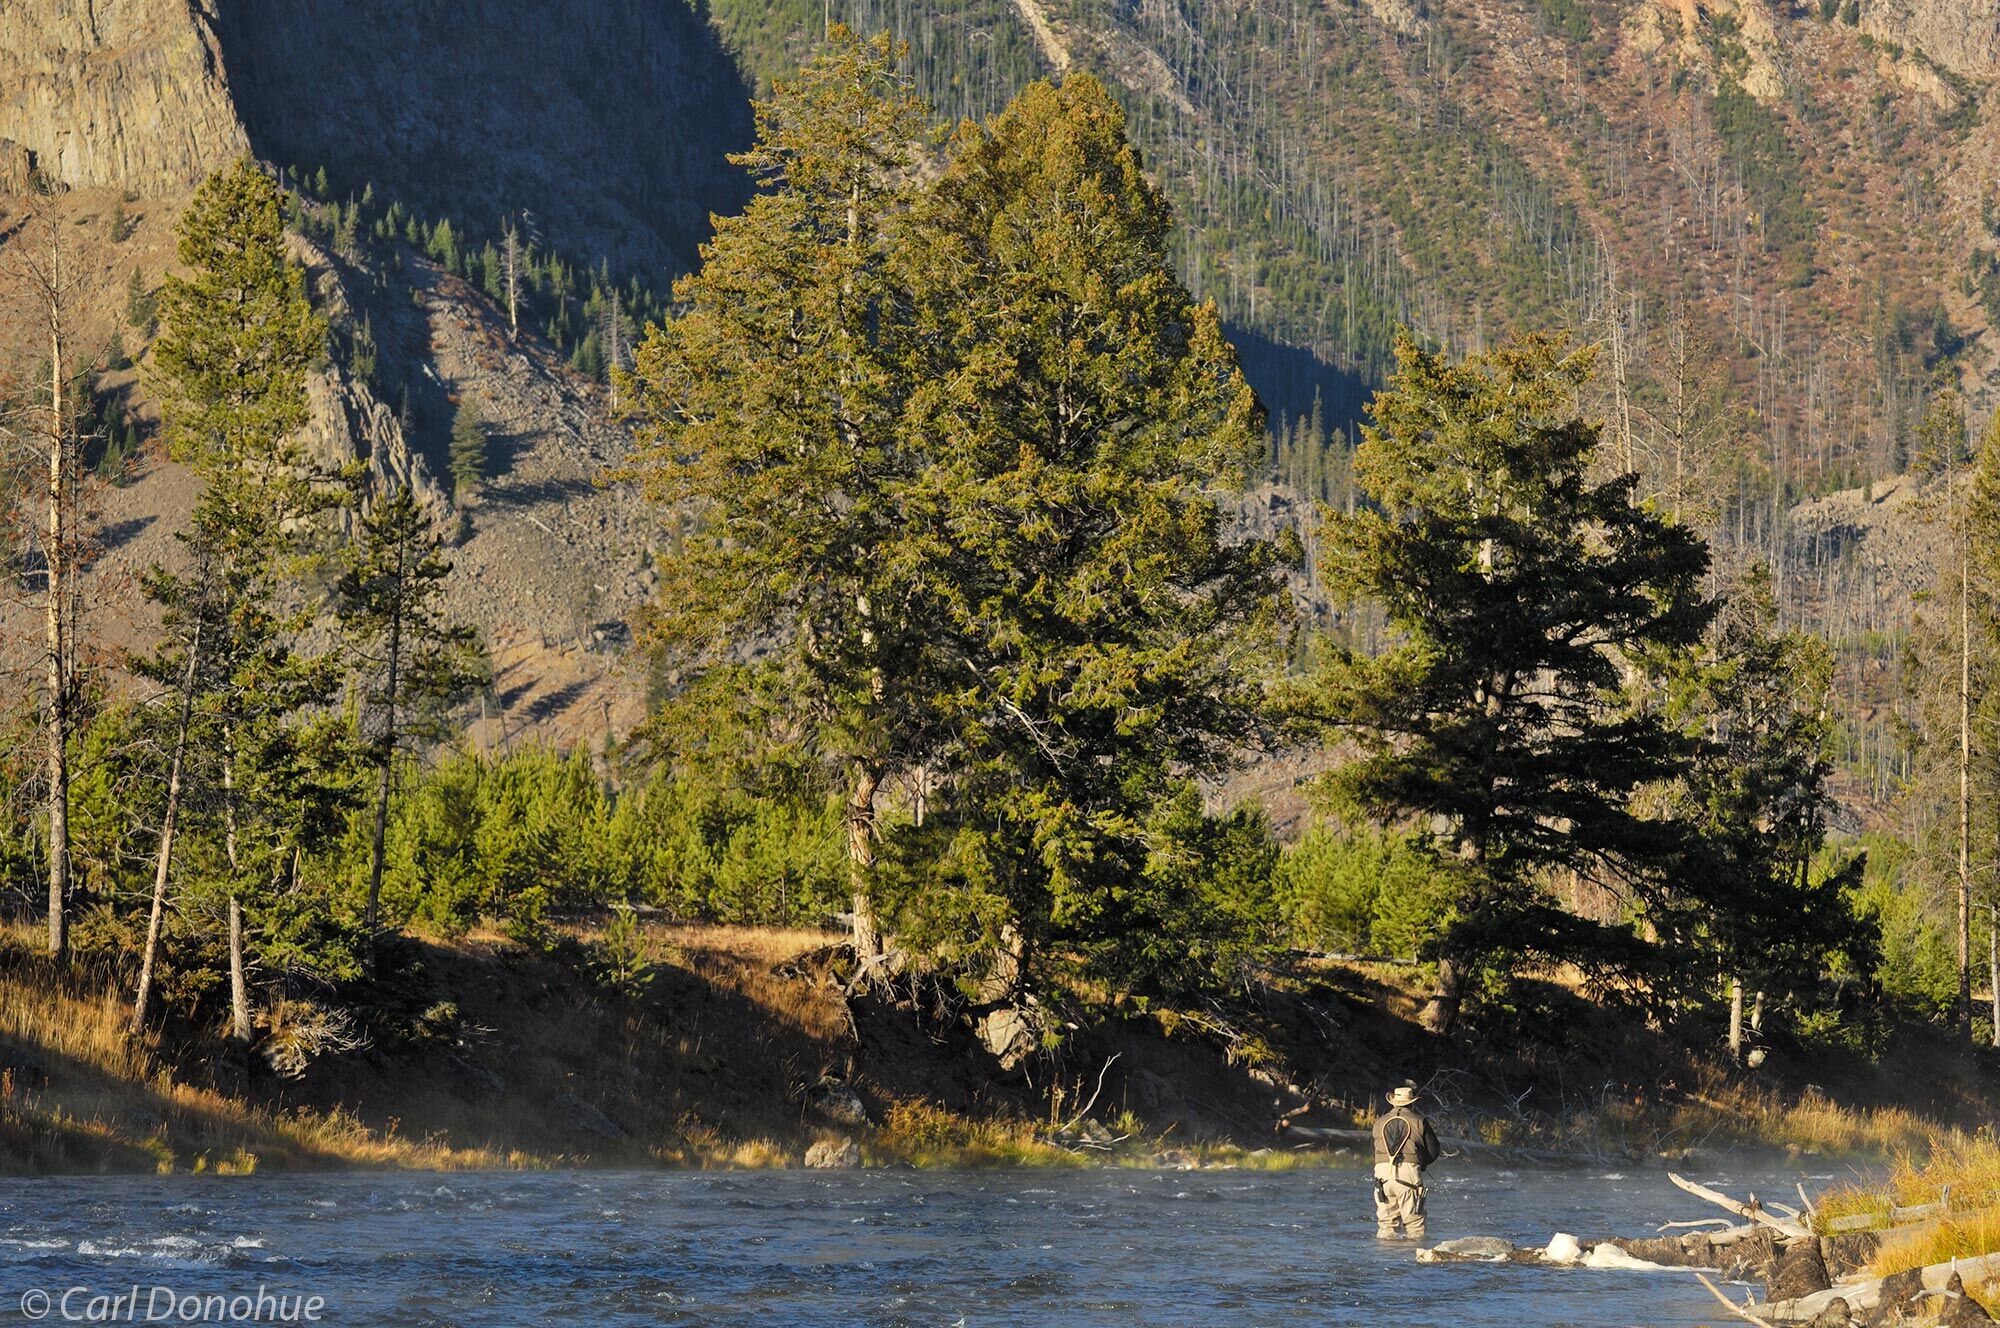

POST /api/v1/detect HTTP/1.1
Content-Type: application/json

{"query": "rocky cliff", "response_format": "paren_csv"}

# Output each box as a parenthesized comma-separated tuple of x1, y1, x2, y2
(1861, 0, 2000, 87)
(0, 0, 245, 191)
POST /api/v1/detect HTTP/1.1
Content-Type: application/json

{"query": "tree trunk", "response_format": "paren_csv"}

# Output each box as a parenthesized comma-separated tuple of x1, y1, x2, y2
(364, 543, 405, 963)
(228, 895, 251, 1043)
(846, 762, 882, 965)
(1960, 539, 1974, 1040)
(132, 624, 201, 1034)
(1990, 905, 1998, 1050)
(43, 268, 69, 964)
(222, 751, 251, 1043)
(1728, 977, 1744, 1062)
(1420, 955, 1465, 1034)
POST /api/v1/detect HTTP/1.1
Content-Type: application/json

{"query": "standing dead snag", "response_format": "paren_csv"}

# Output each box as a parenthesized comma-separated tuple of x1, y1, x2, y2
(7, 199, 85, 965)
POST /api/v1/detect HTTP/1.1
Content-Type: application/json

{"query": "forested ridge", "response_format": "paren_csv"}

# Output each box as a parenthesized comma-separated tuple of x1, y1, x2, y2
(1, 5, 1999, 1170)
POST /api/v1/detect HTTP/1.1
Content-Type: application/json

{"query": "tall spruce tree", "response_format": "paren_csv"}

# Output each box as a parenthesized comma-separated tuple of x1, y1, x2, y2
(623, 28, 933, 969)
(134, 159, 328, 1037)
(336, 484, 487, 955)
(1311, 333, 1712, 1033)
(893, 75, 1284, 998)
(1663, 563, 1863, 1055)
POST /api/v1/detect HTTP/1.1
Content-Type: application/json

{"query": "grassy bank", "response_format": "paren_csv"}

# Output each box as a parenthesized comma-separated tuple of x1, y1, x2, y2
(0, 920, 1991, 1176)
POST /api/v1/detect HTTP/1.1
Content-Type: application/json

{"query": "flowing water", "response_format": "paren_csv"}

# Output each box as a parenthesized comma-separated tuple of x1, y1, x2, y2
(0, 1161, 1864, 1326)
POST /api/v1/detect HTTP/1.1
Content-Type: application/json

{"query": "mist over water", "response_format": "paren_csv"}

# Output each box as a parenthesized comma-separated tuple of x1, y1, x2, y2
(0, 1164, 1854, 1326)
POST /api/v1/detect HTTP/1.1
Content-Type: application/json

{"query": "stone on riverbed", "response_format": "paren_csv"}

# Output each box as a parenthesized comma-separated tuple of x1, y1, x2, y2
(1417, 1237, 1520, 1263)
(804, 1137, 862, 1169)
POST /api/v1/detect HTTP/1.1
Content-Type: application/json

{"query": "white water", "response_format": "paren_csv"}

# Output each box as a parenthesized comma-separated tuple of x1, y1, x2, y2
(0, 1161, 1864, 1326)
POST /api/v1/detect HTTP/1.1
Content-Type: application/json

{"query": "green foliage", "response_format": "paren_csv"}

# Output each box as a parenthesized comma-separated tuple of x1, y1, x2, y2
(1843, 834, 1957, 1015)
(1711, 79, 1819, 280)
(123, 268, 155, 333)
(447, 400, 488, 506)
(1659, 562, 1874, 1001)
(890, 73, 1285, 997)
(133, 158, 354, 1020)
(1308, 333, 1713, 1023)
(369, 746, 846, 933)
(1275, 824, 1452, 959)
(1535, 0, 1592, 40)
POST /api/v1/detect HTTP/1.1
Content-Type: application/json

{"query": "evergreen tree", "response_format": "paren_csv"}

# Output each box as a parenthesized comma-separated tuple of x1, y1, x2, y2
(336, 484, 488, 954)
(893, 74, 1285, 998)
(125, 267, 154, 331)
(133, 159, 330, 1037)
(448, 398, 488, 506)
(1309, 333, 1713, 1032)
(1663, 563, 1866, 1053)
(624, 27, 933, 967)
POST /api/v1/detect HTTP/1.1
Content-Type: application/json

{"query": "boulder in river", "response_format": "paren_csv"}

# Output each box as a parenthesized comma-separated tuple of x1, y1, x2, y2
(804, 1137, 862, 1169)
(1418, 1237, 1517, 1263)
(1543, 1233, 1583, 1265)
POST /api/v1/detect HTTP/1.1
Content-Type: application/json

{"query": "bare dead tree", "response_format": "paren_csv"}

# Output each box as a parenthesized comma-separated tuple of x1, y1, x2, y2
(6, 197, 87, 964)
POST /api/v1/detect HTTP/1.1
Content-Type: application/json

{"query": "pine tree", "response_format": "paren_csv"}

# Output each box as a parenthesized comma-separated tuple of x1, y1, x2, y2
(1663, 563, 1863, 1055)
(623, 27, 933, 968)
(894, 74, 1285, 997)
(125, 268, 154, 331)
(1309, 333, 1714, 1032)
(336, 485, 488, 956)
(448, 398, 487, 505)
(133, 158, 329, 1037)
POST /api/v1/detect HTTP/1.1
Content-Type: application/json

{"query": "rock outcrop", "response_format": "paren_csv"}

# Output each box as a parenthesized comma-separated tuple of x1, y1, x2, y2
(0, 0, 247, 191)
(1861, 0, 2000, 87)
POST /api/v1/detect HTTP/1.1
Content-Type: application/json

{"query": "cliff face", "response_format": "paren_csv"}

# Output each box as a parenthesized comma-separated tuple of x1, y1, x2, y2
(1861, 0, 2000, 86)
(210, 0, 752, 276)
(0, 0, 245, 191)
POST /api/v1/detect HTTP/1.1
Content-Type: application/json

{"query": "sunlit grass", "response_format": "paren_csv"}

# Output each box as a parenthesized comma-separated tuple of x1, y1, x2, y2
(1813, 1130, 2000, 1277)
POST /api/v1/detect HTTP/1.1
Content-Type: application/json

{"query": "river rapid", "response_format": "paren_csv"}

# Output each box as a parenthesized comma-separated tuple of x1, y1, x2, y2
(0, 1161, 1861, 1326)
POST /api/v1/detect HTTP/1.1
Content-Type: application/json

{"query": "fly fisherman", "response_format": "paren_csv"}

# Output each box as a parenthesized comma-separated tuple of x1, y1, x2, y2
(1372, 1081, 1441, 1240)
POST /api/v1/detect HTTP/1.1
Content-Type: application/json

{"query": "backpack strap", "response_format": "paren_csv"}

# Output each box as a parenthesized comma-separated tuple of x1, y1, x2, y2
(1383, 1115, 1412, 1162)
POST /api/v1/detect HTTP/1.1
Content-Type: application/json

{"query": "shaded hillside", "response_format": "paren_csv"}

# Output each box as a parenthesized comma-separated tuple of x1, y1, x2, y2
(211, 0, 753, 278)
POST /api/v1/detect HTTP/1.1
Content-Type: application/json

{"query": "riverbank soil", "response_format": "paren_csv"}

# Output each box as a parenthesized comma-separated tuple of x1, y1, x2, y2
(0, 920, 1993, 1172)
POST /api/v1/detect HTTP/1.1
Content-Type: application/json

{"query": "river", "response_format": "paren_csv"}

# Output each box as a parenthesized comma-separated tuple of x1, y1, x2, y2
(0, 1161, 1862, 1326)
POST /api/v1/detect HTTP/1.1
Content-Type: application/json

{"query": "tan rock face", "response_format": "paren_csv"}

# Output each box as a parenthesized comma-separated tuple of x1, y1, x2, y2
(0, 0, 247, 191)
(1861, 0, 2000, 86)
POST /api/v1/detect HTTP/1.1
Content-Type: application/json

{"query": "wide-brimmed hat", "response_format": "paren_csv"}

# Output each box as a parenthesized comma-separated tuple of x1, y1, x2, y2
(1387, 1082, 1420, 1107)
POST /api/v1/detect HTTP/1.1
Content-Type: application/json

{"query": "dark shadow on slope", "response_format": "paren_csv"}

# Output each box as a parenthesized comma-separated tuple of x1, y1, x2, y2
(1225, 321, 1374, 440)
(213, 0, 755, 283)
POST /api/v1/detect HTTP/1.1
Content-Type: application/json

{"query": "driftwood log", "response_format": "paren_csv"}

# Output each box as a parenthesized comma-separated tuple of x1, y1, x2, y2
(1669, 1172, 1813, 1241)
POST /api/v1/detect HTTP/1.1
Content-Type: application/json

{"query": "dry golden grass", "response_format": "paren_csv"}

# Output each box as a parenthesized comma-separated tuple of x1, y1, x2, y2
(1814, 1130, 2000, 1277)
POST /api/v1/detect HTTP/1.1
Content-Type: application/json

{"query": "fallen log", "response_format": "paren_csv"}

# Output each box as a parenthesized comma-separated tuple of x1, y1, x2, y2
(1697, 1273, 1779, 1328)
(1668, 1172, 1812, 1241)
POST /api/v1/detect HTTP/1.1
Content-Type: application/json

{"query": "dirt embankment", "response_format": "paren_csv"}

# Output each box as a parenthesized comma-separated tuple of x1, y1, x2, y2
(2, 920, 1995, 1174)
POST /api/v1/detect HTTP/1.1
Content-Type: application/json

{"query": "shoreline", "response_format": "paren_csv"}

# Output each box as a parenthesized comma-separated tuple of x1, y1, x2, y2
(0, 922, 1980, 1180)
